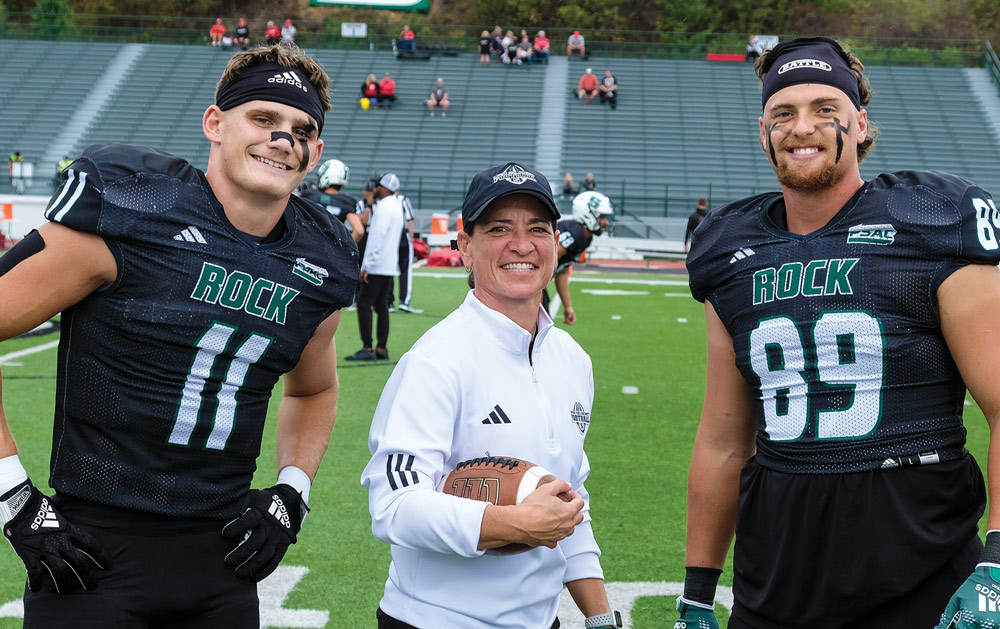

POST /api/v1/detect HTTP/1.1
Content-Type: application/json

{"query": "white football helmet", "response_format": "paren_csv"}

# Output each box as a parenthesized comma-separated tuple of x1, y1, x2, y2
(317, 159, 349, 188)
(571, 191, 614, 234)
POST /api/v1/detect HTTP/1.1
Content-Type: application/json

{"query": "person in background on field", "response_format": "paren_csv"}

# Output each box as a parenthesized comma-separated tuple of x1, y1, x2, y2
(7, 151, 24, 194)
(678, 36, 1000, 629)
(265, 21, 281, 45)
(210, 18, 226, 46)
(684, 197, 708, 253)
(233, 18, 250, 49)
(362, 162, 622, 629)
(301, 158, 364, 244)
(0, 43, 358, 628)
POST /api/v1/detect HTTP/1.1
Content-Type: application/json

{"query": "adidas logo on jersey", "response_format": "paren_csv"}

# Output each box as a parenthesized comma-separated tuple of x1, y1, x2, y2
(268, 495, 292, 529)
(847, 223, 896, 245)
(30, 498, 60, 531)
(174, 226, 206, 244)
(482, 404, 511, 425)
(268, 71, 309, 93)
(729, 247, 756, 264)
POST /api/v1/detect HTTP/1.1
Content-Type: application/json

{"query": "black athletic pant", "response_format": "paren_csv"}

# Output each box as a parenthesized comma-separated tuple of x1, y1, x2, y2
(377, 608, 560, 628)
(24, 495, 257, 629)
(357, 274, 392, 349)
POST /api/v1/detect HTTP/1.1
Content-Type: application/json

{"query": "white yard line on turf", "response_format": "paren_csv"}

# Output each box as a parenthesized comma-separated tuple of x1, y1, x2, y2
(0, 340, 60, 365)
(413, 272, 688, 286)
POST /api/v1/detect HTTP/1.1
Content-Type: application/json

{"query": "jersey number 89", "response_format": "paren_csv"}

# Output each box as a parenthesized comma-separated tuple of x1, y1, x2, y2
(748, 311, 885, 441)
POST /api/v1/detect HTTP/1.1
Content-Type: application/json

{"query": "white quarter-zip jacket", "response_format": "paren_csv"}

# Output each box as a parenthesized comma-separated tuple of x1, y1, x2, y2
(362, 193, 403, 276)
(361, 291, 604, 629)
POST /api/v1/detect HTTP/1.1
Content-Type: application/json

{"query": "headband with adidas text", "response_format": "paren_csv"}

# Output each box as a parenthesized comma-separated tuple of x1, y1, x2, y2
(216, 62, 325, 136)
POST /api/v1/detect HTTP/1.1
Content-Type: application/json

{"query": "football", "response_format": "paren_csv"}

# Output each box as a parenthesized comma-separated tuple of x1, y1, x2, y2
(439, 456, 571, 555)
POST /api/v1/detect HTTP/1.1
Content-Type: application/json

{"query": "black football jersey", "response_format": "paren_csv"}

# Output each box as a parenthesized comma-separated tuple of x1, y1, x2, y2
(300, 188, 358, 223)
(43, 144, 359, 518)
(557, 219, 591, 274)
(688, 171, 1000, 474)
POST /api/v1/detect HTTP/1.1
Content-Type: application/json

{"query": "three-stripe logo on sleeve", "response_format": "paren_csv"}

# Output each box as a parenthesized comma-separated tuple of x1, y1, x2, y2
(385, 453, 418, 490)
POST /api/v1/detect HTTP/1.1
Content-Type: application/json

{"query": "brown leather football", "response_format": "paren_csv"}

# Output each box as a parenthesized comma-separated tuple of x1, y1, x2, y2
(439, 456, 570, 555)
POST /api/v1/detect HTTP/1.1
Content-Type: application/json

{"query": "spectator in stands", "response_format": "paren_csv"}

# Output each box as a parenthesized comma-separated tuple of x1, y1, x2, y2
(427, 77, 450, 117)
(265, 21, 281, 45)
(599, 69, 618, 109)
(501, 30, 516, 64)
(563, 173, 576, 195)
(532, 30, 551, 64)
(490, 26, 504, 60)
(398, 24, 415, 51)
(209, 18, 226, 46)
(515, 34, 533, 64)
(746, 34, 763, 61)
(583, 172, 597, 191)
(577, 68, 599, 104)
(234, 18, 250, 49)
(479, 30, 491, 64)
(8, 151, 24, 194)
(57, 155, 72, 174)
(378, 73, 396, 107)
(281, 19, 296, 44)
(567, 30, 586, 58)
(361, 73, 380, 108)
(684, 197, 709, 253)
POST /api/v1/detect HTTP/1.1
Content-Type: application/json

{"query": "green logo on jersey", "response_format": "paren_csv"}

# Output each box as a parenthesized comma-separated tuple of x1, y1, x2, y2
(847, 223, 896, 245)
(191, 262, 299, 325)
(752, 258, 858, 305)
(292, 257, 329, 286)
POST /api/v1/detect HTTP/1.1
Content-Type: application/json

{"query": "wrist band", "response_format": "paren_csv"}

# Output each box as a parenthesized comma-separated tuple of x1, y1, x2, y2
(683, 565, 721, 607)
(981, 530, 1000, 566)
(0, 454, 28, 495)
(278, 465, 312, 506)
(584, 610, 622, 628)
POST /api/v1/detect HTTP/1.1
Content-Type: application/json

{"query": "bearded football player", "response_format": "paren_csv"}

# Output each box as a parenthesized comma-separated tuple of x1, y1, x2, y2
(678, 37, 1000, 628)
(0, 44, 358, 627)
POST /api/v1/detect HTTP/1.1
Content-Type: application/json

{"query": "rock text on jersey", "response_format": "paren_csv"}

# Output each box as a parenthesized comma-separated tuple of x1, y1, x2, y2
(191, 262, 299, 325)
(752, 258, 858, 305)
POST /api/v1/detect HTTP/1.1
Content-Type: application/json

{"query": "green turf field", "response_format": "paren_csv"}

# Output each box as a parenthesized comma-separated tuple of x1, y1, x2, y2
(0, 268, 991, 628)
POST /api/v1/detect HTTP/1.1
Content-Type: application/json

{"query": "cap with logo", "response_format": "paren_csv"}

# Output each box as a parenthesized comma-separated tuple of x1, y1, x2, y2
(378, 173, 400, 192)
(462, 162, 560, 227)
(760, 36, 861, 110)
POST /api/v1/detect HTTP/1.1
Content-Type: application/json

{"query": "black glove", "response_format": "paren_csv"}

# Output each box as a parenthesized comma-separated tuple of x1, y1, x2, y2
(1, 480, 108, 593)
(222, 484, 308, 582)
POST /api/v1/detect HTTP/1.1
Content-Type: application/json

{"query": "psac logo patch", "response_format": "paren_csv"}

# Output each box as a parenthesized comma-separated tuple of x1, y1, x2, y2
(778, 58, 832, 73)
(847, 223, 896, 245)
(293, 258, 329, 286)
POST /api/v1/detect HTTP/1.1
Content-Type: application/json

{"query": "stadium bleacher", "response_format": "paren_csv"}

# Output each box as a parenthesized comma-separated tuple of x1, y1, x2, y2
(2, 40, 999, 231)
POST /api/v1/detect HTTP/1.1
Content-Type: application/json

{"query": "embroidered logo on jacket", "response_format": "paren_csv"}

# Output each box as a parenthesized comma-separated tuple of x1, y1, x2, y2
(570, 402, 590, 435)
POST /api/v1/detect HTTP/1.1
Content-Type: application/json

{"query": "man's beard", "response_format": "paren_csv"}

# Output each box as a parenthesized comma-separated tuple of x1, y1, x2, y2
(775, 156, 845, 192)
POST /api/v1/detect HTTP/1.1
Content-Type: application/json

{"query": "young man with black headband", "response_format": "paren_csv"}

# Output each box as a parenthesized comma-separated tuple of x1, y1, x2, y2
(0, 44, 359, 627)
(678, 37, 1000, 628)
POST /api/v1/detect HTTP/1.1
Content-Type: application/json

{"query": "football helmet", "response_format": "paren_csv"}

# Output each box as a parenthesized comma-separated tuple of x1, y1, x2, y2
(317, 159, 349, 188)
(572, 191, 614, 234)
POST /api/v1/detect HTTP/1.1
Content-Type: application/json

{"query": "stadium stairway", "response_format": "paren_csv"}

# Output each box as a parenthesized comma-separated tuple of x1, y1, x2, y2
(534, 56, 569, 185)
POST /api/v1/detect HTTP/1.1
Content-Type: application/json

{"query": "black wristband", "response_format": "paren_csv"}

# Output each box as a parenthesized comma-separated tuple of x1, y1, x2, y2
(683, 566, 722, 606)
(982, 531, 1000, 564)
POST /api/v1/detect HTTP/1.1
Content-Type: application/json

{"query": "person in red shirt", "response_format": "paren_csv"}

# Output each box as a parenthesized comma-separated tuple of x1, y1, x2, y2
(378, 73, 396, 107)
(577, 68, 599, 104)
(209, 18, 226, 46)
(265, 20, 281, 45)
(532, 30, 550, 64)
(398, 24, 415, 51)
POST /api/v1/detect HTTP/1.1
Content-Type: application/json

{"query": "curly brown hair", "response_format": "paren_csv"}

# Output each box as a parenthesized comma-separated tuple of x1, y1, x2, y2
(216, 43, 331, 113)
(754, 38, 879, 162)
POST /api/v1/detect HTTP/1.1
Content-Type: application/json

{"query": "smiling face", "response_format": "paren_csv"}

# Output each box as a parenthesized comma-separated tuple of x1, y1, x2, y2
(759, 83, 867, 192)
(203, 99, 323, 204)
(457, 194, 557, 321)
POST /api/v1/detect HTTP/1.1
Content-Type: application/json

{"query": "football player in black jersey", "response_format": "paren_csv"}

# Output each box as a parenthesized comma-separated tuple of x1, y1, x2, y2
(0, 44, 359, 628)
(542, 190, 613, 325)
(678, 37, 1000, 628)
(301, 157, 365, 243)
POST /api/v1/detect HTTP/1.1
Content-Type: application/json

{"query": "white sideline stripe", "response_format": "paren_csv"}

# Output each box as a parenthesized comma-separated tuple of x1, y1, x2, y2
(611, 315, 622, 320)
(0, 340, 60, 364)
(581, 289, 649, 295)
(677, 317, 688, 323)
(664, 292, 693, 297)
(548, 293, 562, 320)
(622, 386, 639, 394)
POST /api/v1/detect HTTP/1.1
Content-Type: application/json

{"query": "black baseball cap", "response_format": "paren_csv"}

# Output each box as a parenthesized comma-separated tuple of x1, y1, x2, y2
(462, 162, 560, 226)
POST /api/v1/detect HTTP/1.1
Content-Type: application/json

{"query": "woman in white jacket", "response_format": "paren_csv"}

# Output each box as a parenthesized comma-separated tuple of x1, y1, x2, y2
(362, 162, 621, 629)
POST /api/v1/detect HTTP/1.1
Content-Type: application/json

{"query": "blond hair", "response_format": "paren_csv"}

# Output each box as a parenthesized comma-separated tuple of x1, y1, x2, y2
(216, 43, 331, 113)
